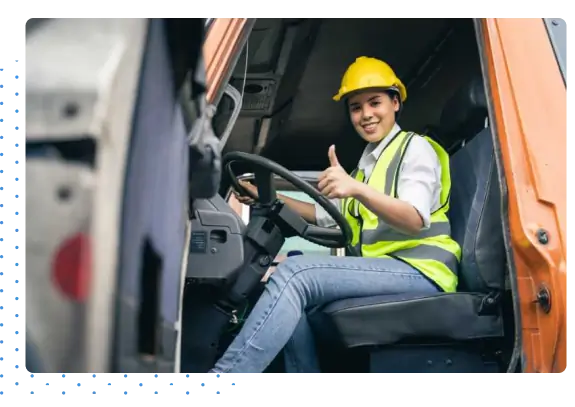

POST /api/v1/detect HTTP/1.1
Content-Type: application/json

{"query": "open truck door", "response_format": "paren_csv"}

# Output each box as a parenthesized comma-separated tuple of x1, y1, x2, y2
(26, 18, 254, 373)
(26, 19, 151, 373)
(479, 18, 566, 373)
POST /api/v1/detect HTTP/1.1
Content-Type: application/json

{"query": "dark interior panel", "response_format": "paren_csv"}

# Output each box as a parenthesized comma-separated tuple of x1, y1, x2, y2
(216, 19, 321, 156)
(231, 18, 286, 76)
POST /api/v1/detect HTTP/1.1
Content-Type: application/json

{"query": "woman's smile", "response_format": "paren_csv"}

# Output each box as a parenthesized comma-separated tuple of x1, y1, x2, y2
(361, 121, 380, 134)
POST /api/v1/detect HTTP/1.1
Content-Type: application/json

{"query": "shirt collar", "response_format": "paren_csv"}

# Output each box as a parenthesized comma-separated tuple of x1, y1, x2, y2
(357, 123, 402, 171)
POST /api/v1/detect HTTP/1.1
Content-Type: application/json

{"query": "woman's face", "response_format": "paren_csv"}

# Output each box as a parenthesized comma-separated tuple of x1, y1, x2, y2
(348, 90, 400, 143)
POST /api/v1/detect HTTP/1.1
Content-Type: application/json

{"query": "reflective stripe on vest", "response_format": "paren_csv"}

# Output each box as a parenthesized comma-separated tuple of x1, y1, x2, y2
(342, 131, 461, 292)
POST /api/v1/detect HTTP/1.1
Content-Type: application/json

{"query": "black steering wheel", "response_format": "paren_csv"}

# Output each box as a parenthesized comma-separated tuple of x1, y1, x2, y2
(223, 151, 352, 249)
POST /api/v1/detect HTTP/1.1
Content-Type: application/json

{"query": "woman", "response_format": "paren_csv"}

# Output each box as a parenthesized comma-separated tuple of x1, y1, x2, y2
(209, 56, 461, 373)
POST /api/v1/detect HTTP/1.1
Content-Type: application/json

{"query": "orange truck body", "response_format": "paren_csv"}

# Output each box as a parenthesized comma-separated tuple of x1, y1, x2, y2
(481, 19, 566, 373)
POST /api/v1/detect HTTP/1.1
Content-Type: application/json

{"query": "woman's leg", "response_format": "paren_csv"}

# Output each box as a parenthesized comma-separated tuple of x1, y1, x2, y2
(283, 311, 321, 373)
(210, 255, 439, 373)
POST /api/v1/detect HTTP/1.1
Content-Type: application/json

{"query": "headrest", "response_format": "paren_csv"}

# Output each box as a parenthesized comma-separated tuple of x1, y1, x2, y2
(439, 77, 488, 151)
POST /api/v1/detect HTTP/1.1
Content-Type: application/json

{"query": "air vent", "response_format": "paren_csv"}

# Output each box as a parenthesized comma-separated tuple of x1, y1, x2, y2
(233, 78, 277, 114)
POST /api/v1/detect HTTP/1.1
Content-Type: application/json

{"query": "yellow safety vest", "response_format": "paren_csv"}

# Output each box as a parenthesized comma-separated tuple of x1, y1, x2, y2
(342, 131, 461, 292)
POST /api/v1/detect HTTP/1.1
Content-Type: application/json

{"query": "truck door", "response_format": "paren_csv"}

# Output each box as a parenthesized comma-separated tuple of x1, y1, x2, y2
(112, 18, 255, 374)
(26, 19, 153, 374)
(480, 18, 566, 373)
(26, 18, 254, 374)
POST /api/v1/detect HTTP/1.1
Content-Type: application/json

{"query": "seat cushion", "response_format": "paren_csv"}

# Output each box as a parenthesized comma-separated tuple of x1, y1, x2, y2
(310, 292, 503, 348)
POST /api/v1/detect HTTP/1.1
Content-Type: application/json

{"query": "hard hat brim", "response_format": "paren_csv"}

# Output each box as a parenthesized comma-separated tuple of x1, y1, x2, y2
(333, 86, 406, 103)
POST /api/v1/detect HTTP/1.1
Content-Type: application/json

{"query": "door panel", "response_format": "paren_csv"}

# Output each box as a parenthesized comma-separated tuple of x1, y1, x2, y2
(481, 18, 566, 373)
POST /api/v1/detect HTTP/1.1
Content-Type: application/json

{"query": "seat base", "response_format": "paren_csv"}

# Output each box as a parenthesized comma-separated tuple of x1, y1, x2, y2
(369, 342, 501, 373)
(320, 340, 504, 376)
(309, 291, 505, 373)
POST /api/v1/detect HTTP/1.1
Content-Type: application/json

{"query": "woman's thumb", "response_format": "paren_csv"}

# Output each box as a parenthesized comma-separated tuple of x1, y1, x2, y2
(328, 145, 340, 167)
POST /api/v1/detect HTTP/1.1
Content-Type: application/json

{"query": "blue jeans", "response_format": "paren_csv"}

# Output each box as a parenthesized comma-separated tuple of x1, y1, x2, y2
(210, 255, 439, 373)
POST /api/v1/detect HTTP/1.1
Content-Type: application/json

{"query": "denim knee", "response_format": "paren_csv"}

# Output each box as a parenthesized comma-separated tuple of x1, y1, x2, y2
(268, 255, 317, 285)
(268, 256, 299, 286)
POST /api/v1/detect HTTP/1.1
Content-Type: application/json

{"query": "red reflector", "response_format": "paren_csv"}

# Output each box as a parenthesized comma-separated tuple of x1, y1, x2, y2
(51, 233, 91, 302)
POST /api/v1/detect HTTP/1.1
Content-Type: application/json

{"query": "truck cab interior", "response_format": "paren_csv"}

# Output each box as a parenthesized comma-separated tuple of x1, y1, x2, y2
(180, 18, 517, 373)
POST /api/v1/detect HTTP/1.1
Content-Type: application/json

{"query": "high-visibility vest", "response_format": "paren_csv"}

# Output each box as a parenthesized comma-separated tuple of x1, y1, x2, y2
(342, 131, 460, 292)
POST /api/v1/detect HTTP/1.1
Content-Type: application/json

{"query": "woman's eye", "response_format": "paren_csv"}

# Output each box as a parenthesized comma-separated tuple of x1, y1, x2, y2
(370, 101, 380, 107)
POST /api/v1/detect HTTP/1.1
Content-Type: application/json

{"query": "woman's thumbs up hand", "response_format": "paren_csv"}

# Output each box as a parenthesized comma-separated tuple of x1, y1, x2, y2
(318, 145, 360, 199)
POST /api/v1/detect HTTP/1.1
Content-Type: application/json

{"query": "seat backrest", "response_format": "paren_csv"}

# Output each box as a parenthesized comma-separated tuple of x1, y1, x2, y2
(438, 78, 506, 293)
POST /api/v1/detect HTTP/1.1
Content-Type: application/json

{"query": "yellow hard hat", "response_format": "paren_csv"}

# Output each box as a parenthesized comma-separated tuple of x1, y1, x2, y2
(333, 56, 407, 103)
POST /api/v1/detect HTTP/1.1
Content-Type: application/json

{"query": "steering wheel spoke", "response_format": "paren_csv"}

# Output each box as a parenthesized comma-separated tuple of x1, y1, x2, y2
(302, 225, 346, 246)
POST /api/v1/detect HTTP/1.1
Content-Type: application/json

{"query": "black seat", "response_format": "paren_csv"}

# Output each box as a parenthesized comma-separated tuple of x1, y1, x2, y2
(310, 77, 507, 372)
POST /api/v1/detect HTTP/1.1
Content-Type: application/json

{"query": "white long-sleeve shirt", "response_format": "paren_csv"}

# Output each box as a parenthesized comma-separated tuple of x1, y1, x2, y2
(314, 123, 442, 230)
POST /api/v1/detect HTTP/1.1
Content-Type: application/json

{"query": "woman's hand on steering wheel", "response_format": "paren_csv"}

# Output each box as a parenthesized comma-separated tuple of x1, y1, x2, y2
(234, 180, 258, 205)
(224, 151, 353, 249)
